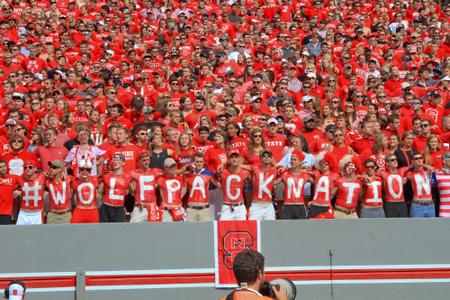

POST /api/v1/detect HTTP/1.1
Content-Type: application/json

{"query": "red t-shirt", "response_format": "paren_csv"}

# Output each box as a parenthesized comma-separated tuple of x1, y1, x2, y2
(130, 168, 162, 205)
(0, 174, 20, 215)
(312, 172, 339, 207)
(252, 167, 278, 203)
(264, 134, 287, 162)
(71, 177, 99, 209)
(362, 176, 383, 208)
(19, 174, 46, 211)
(406, 169, 432, 201)
(220, 168, 250, 203)
(46, 177, 72, 211)
(157, 175, 184, 207)
(105, 143, 141, 172)
(281, 171, 311, 205)
(185, 173, 212, 205)
(334, 177, 362, 211)
(204, 147, 227, 174)
(378, 168, 408, 202)
(102, 172, 132, 206)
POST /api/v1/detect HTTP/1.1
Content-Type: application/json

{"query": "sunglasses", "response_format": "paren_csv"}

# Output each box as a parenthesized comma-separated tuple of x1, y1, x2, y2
(80, 168, 92, 172)
(387, 158, 397, 162)
(413, 157, 423, 160)
(421, 124, 429, 128)
(24, 165, 35, 170)
(254, 135, 262, 138)
(50, 165, 61, 169)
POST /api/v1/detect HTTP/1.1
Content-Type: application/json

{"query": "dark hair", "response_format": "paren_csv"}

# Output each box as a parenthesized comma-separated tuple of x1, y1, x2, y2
(198, 125, 210, 133)
(233, 250, 265, 285)
(227, 121, 241, 136)
(111, 103, 124, 114)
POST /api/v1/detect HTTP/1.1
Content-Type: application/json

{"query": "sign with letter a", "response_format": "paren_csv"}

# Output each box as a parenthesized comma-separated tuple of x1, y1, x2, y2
(214, 220, 261, 287)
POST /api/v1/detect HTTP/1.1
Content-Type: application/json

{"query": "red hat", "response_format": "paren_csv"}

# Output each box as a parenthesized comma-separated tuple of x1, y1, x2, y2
(292, 149, 305, 161)
(133, 74, 144, 81)
(228, 149, 241, 158)
(23, 159, 37, 167)
(323, 152, 338, 172)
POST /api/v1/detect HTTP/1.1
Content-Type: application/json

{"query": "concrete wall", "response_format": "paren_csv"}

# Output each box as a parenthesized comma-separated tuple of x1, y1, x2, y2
(1, 219, 450, 300)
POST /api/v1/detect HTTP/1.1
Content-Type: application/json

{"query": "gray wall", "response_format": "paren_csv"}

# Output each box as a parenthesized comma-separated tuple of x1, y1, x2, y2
(1, 219, 450, 300)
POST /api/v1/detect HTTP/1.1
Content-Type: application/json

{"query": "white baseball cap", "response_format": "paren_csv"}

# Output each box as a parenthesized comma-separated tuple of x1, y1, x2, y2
(8, 283, 25, 300)
(267, 118, 278, 125)
(401, 82, 411, 89)
(79, 159, 93, 169)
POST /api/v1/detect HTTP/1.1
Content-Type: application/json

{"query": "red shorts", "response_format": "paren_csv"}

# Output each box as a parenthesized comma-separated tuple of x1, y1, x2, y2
(70, 207, 99, 223)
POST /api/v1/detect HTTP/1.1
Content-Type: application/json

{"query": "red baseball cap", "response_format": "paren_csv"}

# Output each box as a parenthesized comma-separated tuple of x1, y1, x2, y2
(23, 160, 37, 167)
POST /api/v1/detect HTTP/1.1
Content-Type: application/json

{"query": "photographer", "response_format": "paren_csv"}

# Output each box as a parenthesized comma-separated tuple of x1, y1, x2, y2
(220, 250, 288, 300)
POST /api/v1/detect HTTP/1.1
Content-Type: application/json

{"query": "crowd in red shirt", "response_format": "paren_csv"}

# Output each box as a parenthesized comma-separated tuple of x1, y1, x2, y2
(0, 0, 449, 224)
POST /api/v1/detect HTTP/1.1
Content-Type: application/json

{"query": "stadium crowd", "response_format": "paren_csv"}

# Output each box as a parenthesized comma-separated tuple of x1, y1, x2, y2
(0, 0, 448, 224)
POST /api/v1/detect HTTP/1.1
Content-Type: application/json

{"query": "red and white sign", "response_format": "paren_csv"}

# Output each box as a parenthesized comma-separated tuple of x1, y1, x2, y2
(214, 220, 261, 287)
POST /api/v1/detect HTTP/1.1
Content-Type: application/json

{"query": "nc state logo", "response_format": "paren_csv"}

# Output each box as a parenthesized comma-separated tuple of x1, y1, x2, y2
(223, 231, 254, 269)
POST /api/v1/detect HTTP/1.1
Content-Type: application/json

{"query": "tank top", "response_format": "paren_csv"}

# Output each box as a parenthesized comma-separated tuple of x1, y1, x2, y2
(150, 149, 169, 170)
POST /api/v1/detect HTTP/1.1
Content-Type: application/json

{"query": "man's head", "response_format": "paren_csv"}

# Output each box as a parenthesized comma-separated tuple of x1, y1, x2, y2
(194, 97, 206, 111)
(412, 152, 424, 169)
(116, 127, 130, 144)
(0, 159, 7, 176)
(228, 151, 241, 167)
(48, 160, 65, 177)
(163, 157, 177, 176)
(420, 119, 431, 135)
(78, 159, 92, 179)
(112, 153, 125, 170)
(138, 150, 151, 170)
(303, 115, 316, 130)
(365, 158, 377, 175)
(259, 149, 273, 165)
(442, 152, 450, 169)
(23, 160, 37, 177)
(267, 118, 278, 135)
(193, 153, 205, 172)
(385, 153, 398, 170)
(361, 120, 374, 136)
(325, 124, 335, 140)
(233, 250, 265, 288)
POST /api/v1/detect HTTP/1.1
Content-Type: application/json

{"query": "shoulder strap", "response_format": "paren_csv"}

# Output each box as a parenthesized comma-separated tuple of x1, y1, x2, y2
(226, 291, 235, 300)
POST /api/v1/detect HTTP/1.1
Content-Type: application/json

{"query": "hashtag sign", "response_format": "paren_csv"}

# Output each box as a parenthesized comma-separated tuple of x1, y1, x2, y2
(23, 182, 42, 207)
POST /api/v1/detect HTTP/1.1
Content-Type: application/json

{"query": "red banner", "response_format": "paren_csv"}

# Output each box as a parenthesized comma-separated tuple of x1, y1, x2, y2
(214, 220, 261, 287)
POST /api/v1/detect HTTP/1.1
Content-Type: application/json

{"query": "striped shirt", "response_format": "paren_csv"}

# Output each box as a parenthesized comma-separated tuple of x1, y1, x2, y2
(435, 169, 450, 217)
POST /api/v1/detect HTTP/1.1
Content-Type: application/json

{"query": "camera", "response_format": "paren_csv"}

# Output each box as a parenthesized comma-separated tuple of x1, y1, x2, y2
(260, 278, 297, 300)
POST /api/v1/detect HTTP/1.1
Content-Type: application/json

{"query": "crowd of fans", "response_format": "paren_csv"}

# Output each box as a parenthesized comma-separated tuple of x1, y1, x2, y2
(0, 0, 448, 224)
